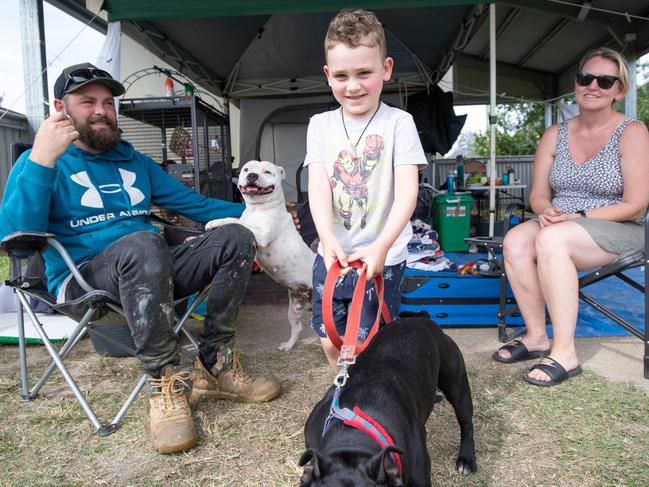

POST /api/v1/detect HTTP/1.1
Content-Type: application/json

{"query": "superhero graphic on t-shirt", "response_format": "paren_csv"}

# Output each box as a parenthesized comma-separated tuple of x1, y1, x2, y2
(330, 134, 384, 230)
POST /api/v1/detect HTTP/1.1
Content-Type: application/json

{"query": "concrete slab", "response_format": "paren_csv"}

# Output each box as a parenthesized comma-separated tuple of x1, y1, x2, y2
(444, 328, 649, 394)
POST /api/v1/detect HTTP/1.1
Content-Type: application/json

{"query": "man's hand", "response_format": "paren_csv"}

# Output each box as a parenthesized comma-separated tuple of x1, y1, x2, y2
(285, 201, 301, 231)
(29, 111, 79, 168)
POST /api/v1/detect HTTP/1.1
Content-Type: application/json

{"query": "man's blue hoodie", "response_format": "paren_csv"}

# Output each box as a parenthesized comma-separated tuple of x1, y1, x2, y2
(0, 140, 243, 295)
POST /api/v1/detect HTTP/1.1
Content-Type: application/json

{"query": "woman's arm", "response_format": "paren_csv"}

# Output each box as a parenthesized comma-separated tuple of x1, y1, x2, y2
(529, 124, 558, 216)
(528, 124, 566, 227)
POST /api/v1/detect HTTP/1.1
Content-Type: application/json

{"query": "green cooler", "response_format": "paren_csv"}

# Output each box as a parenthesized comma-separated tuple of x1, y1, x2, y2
(432, 193, 474, 251)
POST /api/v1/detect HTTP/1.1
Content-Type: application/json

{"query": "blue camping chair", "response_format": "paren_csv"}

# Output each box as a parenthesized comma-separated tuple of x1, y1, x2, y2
(2, 142, 208, 435)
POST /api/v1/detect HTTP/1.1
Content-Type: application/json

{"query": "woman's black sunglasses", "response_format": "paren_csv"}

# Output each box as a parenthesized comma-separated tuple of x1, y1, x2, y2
(575, 72, 619, 90)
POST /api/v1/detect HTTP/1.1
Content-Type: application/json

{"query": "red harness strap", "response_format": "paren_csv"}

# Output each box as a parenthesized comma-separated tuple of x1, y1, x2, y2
(324, 386, 403, 473)
(349, 406, 403, 472)
(322, 260, 391, 360)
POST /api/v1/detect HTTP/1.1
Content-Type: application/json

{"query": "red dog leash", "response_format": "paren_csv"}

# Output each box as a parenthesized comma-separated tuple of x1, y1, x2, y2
(322, 262, 401, 472)
(322, 260, 391, 364)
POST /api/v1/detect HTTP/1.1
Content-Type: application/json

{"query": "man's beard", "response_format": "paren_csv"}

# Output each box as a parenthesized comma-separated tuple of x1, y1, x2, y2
(71, 113, 120, 152)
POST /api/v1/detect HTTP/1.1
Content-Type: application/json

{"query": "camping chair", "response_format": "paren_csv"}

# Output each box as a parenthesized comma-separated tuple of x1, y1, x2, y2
(465, 202, 529, 342)
(482, 202, 648, 379)
(2, 143, 208, 435)
(577, 219, 648, 379)
(2, 228, 208, 435)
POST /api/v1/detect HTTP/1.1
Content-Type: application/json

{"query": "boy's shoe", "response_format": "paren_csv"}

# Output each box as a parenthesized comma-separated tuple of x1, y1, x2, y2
(147, 367, 197, 454)
(190, 348, 282, 403)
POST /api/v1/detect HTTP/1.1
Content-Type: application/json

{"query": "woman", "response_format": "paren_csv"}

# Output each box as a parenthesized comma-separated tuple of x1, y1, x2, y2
(493, 47, 649, 386)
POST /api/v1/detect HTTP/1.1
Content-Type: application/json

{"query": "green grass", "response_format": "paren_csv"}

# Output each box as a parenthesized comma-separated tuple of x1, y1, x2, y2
(1, 338, 648, 487)
(1, 273, 647, 486)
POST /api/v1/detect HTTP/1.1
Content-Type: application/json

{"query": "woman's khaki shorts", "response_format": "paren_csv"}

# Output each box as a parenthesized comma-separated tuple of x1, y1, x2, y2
(575, 218, 644, 258)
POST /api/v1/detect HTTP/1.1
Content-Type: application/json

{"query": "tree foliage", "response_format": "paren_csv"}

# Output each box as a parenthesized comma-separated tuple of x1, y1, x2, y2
(473, 102, 545, 157)
(468, 63, 648, 158)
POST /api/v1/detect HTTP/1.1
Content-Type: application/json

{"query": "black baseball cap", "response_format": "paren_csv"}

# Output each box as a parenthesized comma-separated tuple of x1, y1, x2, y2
(53, 63, 125, 99)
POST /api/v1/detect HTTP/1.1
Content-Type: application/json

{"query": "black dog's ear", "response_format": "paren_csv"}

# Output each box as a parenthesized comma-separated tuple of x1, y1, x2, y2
(366, 446, 404, 486)
(298, 449, 327, 486)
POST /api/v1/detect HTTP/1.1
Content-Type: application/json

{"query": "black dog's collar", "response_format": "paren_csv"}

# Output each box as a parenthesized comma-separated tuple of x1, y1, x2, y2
(322, 386, 403, 473)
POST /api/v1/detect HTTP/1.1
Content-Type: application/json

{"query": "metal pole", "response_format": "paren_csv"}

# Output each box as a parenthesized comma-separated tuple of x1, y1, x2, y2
(625, 57, 637, 119)
(19, 0, 49, 139)
(488, 3, 497, 237)
(544, 103, 553, 128)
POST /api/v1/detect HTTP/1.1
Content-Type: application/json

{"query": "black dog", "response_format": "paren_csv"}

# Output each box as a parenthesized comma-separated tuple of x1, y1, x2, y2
(299, 313, 477, 486)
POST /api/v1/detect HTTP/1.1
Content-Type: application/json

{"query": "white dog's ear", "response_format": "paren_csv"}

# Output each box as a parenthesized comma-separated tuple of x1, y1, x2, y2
(277, 166, 286, 180)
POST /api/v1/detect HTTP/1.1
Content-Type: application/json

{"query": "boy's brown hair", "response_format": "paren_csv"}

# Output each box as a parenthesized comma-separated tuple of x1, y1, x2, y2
(324, 9, 387, 60)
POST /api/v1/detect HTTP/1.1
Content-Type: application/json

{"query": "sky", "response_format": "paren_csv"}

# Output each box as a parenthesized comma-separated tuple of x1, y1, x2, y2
(0, 0, 105, 115)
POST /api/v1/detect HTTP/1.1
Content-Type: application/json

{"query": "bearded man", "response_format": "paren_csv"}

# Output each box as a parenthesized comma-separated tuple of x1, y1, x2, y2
(0, 63, 282, 454)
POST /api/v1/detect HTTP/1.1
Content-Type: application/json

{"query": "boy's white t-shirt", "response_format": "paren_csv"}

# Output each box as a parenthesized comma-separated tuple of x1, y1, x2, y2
(304, 102, 428, 265)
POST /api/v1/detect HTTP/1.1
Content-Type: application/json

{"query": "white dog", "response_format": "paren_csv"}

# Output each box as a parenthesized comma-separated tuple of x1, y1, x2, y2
(206, 160, 315, 351)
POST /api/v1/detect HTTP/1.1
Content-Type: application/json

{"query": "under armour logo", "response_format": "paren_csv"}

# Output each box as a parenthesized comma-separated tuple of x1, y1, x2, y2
(71, 169, 145, 208)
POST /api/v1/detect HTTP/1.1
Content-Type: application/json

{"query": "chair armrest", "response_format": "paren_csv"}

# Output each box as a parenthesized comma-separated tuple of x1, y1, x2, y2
(503, 202, 529, 234)
(1, 231, 54, 254)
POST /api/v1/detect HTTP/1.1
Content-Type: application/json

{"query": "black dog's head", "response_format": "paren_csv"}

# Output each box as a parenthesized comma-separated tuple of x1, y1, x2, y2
(298, 447, 404, 486)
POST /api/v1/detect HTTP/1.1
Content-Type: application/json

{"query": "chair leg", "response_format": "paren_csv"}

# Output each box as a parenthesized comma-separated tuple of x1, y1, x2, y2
(110, 375, 147, 433)
(497, 272, 525, 342)
(16, 293, 31, 401)
(497, 273, 509, 342)
(174, 286, 210, 352)
(645, 262, 649, 379)
(13, 285, 210, 436)
(14, 291, 112, 434)
(29, 315, 88, 397)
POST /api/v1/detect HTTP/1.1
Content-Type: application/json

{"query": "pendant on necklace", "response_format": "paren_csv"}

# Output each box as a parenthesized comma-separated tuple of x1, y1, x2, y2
(341, 105, 380, 164)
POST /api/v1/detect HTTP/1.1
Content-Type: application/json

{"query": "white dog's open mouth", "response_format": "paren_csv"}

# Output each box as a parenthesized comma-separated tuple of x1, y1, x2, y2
(240, 183, 274, 195)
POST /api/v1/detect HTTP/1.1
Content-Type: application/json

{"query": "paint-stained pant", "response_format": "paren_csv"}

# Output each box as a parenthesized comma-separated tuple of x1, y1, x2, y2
(65, 224, 255, 376)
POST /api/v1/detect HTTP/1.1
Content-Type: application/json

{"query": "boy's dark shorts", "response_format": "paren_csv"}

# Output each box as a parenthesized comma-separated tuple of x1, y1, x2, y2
(309, 254, 406, 339)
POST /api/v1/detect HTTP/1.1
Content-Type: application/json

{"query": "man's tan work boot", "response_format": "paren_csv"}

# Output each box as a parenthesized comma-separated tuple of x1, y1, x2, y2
(147, 367, 197, 454)
(190, 347, 282, 403)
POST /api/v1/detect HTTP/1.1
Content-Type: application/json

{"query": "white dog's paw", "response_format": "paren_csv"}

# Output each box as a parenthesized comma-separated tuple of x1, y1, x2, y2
(278, 339, 297, 352)
(205, 217, 239, 231)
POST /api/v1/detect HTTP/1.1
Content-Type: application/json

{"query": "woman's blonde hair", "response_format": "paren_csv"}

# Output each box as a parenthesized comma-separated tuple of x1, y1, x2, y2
(324, 9, 386, 60)
(578, 47, 630, 92)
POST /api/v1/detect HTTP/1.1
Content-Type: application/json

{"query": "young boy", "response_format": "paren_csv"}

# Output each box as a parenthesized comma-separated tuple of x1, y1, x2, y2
(304, 9, 428, 369)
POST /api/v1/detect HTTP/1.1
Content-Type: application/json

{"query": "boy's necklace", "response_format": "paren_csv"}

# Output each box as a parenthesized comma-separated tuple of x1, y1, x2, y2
(341, 105, 380, 160)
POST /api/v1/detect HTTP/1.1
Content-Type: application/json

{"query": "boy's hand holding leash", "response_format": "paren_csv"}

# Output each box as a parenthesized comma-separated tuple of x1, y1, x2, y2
(348, 241, 389, 278)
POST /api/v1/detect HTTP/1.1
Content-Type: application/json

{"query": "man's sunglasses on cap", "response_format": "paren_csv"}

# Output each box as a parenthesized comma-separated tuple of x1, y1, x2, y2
(575, 72, 619, 90)
(62, 67, 114, 94)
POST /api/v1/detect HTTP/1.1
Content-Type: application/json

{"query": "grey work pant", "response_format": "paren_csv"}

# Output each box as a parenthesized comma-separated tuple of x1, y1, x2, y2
(65, 224, 255, 376)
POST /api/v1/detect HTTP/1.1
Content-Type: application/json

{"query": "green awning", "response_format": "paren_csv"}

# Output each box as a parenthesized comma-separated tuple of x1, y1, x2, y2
(104, 0, 487, 21)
